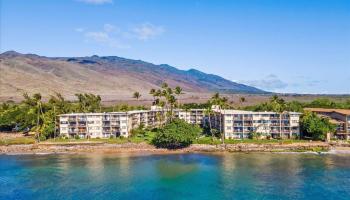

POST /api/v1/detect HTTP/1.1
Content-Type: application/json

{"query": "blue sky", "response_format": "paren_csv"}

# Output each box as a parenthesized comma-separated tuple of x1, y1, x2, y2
(1, 0, 349, 94)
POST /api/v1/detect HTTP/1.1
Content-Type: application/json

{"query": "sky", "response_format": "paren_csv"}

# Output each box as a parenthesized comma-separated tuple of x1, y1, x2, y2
(1, 0, 349, 94)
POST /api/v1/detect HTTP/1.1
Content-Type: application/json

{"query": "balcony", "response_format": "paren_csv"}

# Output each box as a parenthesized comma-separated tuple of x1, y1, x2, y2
(102, 123, 111, 127)
(68, 129, 77, 134)
(233, 117, 243, 120)
(270, 123, 281, 126)
(68, 117, 76, 121)
(109, 117, 120, 121)
(233, 131, 243, 133)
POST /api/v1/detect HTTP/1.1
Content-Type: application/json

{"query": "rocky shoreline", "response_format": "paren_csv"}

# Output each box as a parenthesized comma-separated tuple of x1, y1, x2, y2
(1, 141, 349, 155)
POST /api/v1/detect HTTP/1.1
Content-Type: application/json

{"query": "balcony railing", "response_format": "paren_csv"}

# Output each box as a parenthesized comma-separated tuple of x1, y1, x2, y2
(233, 117, 243, 120)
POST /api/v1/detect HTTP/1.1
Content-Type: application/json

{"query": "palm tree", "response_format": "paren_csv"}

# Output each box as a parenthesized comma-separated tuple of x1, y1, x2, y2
(174, 86, 183, 106)
(204, 107, 214, 141)
(210, 93, 228, 144)
(32, 93, 44, 142)
(161, 82, 168, 89)
(270, 95, 286, 139)
(167, 94, 176, 121)
(239, 96, 246, 107)
(149, 89, 156, 104)
(158, 101, 166, 126)
(133, 91, 141, 101)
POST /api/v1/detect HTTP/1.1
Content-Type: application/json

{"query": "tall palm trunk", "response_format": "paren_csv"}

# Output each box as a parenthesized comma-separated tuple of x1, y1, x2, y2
(220, 108, 225, 144)
(279, 112, 282, 139)
(36, 104, 40, 142)
(208, 115, 214, 141)
(53, 106, 56, 141)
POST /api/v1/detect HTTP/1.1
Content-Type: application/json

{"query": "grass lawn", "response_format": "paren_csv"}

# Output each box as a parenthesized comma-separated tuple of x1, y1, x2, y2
(0, 137, 36, 145)
(43, 131, 156, 144)
(195, 136, 310, 145)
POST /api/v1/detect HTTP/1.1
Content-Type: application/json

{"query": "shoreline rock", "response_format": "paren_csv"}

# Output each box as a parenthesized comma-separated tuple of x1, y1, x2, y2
(1, 142, 345, 155)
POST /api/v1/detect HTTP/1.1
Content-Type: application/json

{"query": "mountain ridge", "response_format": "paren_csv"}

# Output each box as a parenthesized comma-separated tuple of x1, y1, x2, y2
(0, 51, 267, 101)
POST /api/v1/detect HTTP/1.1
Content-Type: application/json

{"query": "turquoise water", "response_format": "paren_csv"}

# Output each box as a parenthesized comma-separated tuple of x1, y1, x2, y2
(1, 153, 350, 200)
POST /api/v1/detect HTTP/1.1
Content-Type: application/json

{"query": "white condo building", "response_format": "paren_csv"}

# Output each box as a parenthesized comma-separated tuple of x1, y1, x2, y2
(59, 106, 300, 139)
(213, 110, 300, 139)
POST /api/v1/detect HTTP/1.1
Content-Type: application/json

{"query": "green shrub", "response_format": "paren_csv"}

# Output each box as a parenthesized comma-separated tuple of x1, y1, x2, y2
(195, 136, 221, 145)
(152, 119, 202, 149)
(300, 111, 336, 140)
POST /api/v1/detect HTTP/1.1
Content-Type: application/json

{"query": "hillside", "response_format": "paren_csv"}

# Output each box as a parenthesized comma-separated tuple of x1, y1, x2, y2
(0, 51, 266, 101)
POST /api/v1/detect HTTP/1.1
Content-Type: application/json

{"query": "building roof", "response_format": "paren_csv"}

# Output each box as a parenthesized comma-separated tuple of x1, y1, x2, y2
(59, 112, 127, 116)
(219, 110, 301, 115)
(59, 109, 301, 117)
(317, 114, 344, 124)
(304, 108, 350, 116)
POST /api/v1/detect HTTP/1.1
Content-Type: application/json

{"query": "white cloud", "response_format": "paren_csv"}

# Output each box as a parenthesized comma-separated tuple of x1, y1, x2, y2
(240, 74, 288, 92)
(103, 23, 119, 33)
(75, 28, 85, 32)
(84, 31, 129, 48)
(85, 31, 110, 43)
(75, 24, 128, 48)
(133, 23, 165, 41)
(78, 0, 113, 5)
(76, 22, 164, 48)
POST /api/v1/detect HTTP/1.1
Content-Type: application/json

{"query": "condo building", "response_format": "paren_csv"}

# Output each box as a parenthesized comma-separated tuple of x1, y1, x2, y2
(213, 110, 301, 139)
(59, 109, 165, 138)
(304, 108, 350, 139)
(174, 109, 205, 125)
(59, 107, 301, 139)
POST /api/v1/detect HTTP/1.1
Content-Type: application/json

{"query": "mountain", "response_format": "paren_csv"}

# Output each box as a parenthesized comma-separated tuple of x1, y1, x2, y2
(0, 51, 266, 101)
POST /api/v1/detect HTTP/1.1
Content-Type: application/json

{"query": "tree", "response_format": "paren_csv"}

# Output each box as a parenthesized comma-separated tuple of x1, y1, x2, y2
(210, 93, 228, 144)
(161, 82, 168, 89)
(239, 96, 246, 107)
(152, 119, 201, 149)
(75, 93, 101, 112)
(149, 89, 156, 104)
(166, 94, 176, 121)
(300, 111, 336, 140)
(174, 86, 183, 106)
(133, 92, 141, 101)
(270, 95, 287, 139)
(204, 106, 215, 141)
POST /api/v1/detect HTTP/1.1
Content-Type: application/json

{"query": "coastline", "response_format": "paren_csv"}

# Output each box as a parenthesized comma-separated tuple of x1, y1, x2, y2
(2, 142, 349, 155)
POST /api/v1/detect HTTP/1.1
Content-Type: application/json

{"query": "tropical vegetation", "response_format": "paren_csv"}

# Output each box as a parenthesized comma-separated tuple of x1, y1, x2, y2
(152, 119, 202, 149)
(0, 83, 348, 145)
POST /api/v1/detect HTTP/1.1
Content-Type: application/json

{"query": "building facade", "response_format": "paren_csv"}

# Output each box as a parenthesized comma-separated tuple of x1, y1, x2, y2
(59, 107, 301, 139)
(59, 109, 166, 138)
(209, 109, 300, 139)
(304, 108, 350, 139)
(174, 109, 205, 125)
